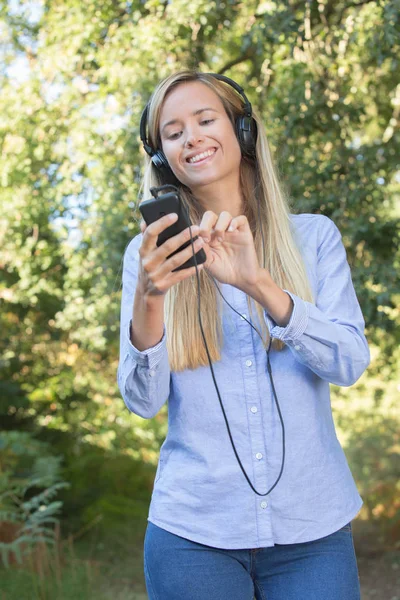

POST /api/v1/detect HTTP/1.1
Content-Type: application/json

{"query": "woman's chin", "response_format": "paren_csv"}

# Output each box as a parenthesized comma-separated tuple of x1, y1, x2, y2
(180, 171, 223, 191)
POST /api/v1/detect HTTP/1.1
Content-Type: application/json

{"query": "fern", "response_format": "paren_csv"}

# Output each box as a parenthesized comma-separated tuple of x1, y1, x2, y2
(0, 431, 70, 568)
(22, 481, 69, 509)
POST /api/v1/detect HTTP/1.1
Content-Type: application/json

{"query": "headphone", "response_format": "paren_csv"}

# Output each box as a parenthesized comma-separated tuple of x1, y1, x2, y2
(139, 73, 258, 180)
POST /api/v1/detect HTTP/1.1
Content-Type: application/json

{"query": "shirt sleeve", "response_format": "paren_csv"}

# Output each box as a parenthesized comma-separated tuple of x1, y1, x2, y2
(264, 216, 370, 386)
(117, 234, 171, 418)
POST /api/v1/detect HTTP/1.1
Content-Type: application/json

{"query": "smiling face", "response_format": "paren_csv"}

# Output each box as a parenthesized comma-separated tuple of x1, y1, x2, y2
(158, 80, 242, 194)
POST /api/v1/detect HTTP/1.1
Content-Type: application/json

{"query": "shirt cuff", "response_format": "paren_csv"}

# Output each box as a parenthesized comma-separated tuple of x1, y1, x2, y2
(126, 320, 167, 369)
(264, 290, 309, 342)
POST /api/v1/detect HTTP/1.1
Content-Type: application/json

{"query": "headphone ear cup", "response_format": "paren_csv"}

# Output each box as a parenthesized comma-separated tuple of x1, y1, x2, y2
(236, 115, 258, 158)
(151, 149, 169, 171)
(151, 150, 179, 184)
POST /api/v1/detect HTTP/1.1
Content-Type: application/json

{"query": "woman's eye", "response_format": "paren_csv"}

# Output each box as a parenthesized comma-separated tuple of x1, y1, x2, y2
(200, 119, 214, 126)
(168, 131, 181, 140)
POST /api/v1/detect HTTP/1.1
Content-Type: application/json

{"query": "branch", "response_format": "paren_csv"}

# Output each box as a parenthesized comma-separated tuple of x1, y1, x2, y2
(335, 0, 378, 24)
(219, 0, 377, 76)
(217, 49, 254, 75)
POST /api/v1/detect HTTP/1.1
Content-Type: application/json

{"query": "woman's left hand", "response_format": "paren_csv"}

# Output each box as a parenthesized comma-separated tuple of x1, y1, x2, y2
(197, 210, 262, 291)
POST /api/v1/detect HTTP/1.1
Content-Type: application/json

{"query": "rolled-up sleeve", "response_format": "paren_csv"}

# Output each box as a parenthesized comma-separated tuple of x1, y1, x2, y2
(117, 235, 171, 418)
(264, 216, 370, 386)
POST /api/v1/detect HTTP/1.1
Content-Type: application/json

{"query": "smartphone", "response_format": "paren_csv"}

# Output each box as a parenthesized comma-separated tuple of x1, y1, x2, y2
(139, 188, 207, 271)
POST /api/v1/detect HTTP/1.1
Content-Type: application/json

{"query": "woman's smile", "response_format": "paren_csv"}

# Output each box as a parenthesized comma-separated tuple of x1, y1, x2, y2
(186, 148, 217, 165)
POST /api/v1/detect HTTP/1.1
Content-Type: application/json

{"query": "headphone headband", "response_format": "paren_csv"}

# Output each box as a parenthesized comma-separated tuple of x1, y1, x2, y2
(208, 73, 253, 118)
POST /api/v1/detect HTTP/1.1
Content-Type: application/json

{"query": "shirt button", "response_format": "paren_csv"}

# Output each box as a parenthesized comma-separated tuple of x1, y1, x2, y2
(149, 369, 156, 377)
(294, 345, 301, 351)
(245, 360, 252, 367)
(255, 453, 263, 460)
(260, 501, 268, 509)
(250, 406, 258, 413)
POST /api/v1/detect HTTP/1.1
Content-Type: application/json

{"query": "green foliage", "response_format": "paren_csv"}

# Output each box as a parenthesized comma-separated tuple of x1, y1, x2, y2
(0, 0, 399, 547)
(0, 431, 69, 568)
(332, 374, 400, 544)
(60, 444, 154, 532)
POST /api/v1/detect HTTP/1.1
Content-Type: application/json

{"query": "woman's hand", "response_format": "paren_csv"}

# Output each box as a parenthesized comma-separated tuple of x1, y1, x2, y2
(138, 214, 205, 298)
(198, 210, 262, 291)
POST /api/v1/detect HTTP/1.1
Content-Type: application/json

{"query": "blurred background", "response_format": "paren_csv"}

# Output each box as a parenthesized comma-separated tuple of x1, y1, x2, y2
(0, 0, 399, 598)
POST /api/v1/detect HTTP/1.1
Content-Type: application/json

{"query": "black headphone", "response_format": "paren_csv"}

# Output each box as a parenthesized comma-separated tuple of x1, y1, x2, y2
(139, 73, 258, 181)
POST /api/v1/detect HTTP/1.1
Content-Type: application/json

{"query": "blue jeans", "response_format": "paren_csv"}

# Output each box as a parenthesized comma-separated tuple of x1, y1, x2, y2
(144, 521, 361, 600)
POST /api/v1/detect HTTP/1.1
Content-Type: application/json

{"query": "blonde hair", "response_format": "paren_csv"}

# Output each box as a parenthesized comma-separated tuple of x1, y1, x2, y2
(140, 71, 313, 371)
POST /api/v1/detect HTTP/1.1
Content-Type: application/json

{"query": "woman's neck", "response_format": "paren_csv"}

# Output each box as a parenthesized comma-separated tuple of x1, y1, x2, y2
(191, 178, 244, 217)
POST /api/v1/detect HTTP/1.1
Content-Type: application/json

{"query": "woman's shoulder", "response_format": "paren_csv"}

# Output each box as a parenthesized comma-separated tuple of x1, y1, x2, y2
(289, 212, 337, 240)
(290, 212, 334, 226)
(288, 214, 343, 264)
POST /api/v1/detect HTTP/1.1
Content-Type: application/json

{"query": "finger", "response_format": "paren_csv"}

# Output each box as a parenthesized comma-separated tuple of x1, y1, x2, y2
(155, 235, 205, 278)
(213, 211, 233, 242)
(140, 219, 147, 233)
(152, 224, 201, 263)
(169, 262, 205, 285)
(142, 224, 201, 276)
(199, 210, 218, 242)
(227, 215, 249, 232)
(146, 260, 205, 295)
(140, 213, 178, 254)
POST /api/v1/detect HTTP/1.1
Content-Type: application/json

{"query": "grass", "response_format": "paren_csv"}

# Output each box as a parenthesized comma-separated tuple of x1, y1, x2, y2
(0, 519, 149, 600)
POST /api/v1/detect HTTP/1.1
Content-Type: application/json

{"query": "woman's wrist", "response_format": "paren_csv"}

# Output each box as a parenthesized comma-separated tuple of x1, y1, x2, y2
(242, 268, 294, 327)
(136, 273, 166, 304)
(131, 286, 165, 351)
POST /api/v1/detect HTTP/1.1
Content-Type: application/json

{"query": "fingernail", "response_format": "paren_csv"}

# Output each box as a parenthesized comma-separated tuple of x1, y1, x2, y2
(228, 225, 234, 232)
(217, 236, 223, 243)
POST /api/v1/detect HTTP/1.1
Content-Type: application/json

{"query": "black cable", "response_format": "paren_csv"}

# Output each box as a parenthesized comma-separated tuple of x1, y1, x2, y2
(210, 278, 286, 496)
(184, 199, 286, 497)
(149, 184, 286, 496)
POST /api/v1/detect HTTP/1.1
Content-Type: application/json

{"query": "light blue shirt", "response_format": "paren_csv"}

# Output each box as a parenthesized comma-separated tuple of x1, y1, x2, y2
(117, 213, 370, 549)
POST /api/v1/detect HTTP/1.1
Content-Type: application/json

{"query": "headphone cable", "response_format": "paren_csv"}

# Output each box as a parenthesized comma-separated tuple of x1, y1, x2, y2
(149, 184, 287, 497)
(187, 214, 286, 498)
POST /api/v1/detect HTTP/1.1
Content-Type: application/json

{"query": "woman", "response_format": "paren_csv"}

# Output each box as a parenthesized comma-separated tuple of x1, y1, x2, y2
(117, 71, 370, 600)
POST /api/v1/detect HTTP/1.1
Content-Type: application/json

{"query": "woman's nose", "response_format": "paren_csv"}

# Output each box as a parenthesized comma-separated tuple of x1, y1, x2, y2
(185, 128, 204, 147)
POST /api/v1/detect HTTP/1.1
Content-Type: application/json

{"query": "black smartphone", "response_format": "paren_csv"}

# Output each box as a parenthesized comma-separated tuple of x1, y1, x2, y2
(139, 187, 206, 271)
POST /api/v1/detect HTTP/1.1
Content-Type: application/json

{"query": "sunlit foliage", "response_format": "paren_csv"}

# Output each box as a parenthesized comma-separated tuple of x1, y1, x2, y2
(0, 0, 399, 541)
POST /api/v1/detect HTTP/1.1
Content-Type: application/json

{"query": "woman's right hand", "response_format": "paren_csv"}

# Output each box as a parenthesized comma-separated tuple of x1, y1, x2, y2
(137, 213, 205, 298)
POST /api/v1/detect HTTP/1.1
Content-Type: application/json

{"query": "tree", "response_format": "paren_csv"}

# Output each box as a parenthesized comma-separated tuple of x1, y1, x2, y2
(0, 0, 399, 534)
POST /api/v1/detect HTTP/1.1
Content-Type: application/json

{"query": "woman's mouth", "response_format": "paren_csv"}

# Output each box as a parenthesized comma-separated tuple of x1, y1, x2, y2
(186, 148, 217, 165)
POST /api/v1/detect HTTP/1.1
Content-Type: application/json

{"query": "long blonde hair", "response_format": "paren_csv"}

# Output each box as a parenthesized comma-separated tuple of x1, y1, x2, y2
(140, 71, 313, 371)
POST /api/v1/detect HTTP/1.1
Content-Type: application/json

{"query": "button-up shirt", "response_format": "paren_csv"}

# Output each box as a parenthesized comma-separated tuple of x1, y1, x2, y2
(117, 213, 370, 549)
